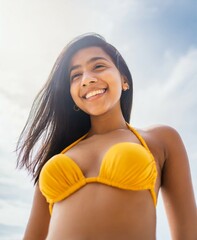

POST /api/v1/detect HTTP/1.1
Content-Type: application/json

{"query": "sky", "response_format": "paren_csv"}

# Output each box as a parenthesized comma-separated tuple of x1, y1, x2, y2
(0, 0, 197, 239)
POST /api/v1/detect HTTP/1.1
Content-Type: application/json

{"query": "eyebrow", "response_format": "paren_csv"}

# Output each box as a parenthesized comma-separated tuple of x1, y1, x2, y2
(69, 57, 108, 73)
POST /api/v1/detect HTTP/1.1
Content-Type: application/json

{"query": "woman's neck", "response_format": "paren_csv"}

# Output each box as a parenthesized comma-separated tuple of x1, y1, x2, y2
(88, 112, 128, 136)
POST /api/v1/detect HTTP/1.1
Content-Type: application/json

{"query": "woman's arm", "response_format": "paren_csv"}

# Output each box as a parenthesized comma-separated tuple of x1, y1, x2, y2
(23, 184, 50, 240)
(160, 126, 197, 239)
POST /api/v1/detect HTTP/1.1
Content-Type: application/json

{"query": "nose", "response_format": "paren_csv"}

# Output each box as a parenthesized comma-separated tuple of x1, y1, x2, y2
(81, 73, 97, 87)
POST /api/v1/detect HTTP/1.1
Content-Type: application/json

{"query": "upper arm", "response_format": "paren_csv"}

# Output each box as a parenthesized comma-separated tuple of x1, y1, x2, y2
(23, 184, 50, 240)
(160, 126, 197, 239)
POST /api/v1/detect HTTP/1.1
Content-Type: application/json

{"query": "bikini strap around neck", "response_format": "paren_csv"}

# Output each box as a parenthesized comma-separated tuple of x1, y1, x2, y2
(126, 123, 152, 155)
(61, 132, 89, 154)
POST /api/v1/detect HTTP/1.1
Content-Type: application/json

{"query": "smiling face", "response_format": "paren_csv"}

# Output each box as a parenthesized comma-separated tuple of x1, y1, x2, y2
(69, 47, 128, 117)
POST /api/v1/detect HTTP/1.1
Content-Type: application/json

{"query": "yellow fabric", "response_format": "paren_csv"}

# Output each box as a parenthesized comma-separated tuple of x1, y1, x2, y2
(39, 124, 157, 214)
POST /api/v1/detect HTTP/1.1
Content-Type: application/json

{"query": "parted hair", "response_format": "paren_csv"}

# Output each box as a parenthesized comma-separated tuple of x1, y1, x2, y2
(16, 33, 133, 183)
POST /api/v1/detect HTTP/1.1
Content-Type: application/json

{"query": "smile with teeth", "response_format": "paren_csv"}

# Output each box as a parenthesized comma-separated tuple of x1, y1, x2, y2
(85, 89, 106, 99)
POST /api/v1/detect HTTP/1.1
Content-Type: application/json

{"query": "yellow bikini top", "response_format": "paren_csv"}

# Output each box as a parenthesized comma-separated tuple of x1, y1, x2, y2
(39, 124, 157, 214)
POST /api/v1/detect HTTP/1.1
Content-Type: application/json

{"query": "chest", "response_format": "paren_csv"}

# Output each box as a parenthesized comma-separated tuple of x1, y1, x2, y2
(65, 131, 146, 178)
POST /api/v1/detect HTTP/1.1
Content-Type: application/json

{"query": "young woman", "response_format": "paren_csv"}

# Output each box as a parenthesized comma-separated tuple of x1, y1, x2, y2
(17, 33, 197, 239)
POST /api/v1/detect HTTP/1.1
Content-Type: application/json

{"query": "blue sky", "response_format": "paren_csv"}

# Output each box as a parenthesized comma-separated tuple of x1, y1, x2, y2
(0, 0, 196, 239)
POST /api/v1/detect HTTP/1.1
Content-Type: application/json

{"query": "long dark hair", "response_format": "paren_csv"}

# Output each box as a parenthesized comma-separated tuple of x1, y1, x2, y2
(16, 33, 133, 183)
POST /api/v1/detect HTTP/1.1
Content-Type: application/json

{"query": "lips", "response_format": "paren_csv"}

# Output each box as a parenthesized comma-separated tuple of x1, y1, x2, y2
(83, 88, 107, 99)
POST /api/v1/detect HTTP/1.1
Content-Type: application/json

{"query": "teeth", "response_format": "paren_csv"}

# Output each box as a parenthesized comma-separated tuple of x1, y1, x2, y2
(85, 89, 106, 99)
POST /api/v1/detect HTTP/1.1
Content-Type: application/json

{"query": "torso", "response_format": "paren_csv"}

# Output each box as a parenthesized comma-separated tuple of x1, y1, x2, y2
(46, 127, 165, 240)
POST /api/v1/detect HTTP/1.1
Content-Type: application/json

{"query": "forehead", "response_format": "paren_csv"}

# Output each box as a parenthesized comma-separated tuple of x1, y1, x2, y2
(70, 46, 112, 67)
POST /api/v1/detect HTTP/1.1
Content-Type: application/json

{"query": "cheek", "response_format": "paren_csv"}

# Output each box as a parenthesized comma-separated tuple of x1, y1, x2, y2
(109, 76, 123, 96)
(70, 84, 83, 108)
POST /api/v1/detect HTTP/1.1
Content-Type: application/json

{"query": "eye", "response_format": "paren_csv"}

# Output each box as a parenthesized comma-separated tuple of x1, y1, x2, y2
(70, 73, 82, 81)
(94, 64, 105, 70)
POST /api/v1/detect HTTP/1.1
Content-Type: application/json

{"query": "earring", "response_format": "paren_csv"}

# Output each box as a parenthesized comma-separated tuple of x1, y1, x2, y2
(122, 83, 129, 91)
(73, 105, 80, 111)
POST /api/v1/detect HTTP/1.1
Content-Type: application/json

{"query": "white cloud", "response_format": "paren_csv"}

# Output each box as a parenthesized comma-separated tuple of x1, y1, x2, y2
(166, 48, 197, 89)
(132, 48, 197, 128)
(160, 48, 197, 129)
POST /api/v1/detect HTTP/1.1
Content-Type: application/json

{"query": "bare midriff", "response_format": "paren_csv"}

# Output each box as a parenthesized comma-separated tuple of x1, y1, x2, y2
(46, 183, 156, 240)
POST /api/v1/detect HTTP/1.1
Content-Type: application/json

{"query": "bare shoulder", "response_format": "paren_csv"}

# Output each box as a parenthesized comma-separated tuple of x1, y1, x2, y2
(139, 124, 180, 139)
(138, 124, 182, 150)
(136, 124, 183, 169)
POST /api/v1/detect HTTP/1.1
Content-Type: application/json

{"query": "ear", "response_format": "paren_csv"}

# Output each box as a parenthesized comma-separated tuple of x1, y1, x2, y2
(121, 75, 130, 91)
